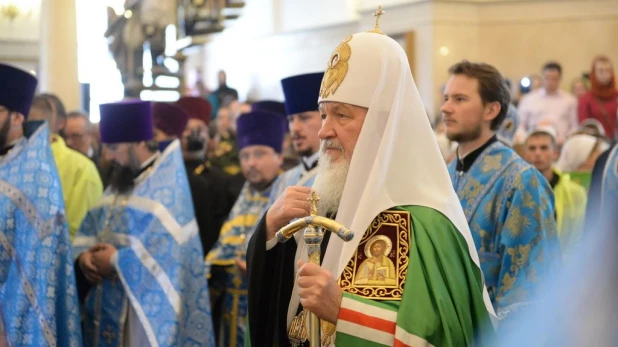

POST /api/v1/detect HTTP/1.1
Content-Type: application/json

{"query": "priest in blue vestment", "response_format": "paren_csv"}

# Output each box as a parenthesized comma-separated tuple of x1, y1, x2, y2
(206, 110, 285, 347)
(269, 72, 324, 202)
(442, 61, 560, 329)
(72, 100, 214, 346)
(0, 63, 82, 346)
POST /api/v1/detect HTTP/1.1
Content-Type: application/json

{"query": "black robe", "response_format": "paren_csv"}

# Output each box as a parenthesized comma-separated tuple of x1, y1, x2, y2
(184, 158, 233, 256)
(246, 211, 331, 347)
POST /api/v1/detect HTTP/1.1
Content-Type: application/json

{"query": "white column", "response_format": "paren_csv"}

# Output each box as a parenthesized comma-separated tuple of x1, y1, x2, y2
(39, 0, 80, 110)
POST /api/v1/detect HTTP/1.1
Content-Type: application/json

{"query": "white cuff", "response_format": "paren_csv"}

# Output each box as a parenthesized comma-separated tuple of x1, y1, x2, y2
(266, 237, 279, 251)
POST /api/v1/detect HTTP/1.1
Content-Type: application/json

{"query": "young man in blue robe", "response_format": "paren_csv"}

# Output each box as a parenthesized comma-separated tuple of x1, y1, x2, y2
(72, 100, 214, 346)
(442, 61, 560, 328)
(269, 72, 324, 202)
(206, 110, 286, 347)
(0, 63, 82, 346)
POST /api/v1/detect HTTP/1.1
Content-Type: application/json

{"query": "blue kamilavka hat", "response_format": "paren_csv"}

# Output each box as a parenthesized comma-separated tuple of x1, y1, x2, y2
(0, 63, 38, 117)
(281, 72, 324, 116)
(236, 111, 286, 153)
(99, 100, 153, 144)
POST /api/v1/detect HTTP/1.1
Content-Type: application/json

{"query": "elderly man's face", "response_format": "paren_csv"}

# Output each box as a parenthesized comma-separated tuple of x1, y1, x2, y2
(317, 102, 368, 164)
(64, 116, 93, 156)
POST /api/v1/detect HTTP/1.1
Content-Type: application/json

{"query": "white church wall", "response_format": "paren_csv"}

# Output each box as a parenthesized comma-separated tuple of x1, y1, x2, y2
(278, 0, 359, 33)
(0, 0, 41, 69)
(199, 21, 358, 101)
(190, 0, 435, 108)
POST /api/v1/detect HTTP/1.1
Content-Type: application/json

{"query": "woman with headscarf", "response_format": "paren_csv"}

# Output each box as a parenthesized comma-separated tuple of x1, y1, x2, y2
(556, 133, 609, 190)
(578, 55, 618, 141)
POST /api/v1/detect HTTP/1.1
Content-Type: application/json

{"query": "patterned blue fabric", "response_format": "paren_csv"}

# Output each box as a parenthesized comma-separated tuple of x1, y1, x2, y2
(0, 123, 82, 347)
(447, 141, 560, 322)
(207, 182, 274, 267)
(206, 181, 275, 347)
(73, 140, 214, 347)
(269, 163, 318, 205)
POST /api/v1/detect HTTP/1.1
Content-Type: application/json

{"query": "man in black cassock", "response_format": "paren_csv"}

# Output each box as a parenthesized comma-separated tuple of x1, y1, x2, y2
(176, 96, 232, 255)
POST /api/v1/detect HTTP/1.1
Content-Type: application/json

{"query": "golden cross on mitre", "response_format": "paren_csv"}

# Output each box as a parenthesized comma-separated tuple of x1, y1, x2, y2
(369, 5, 386, 34)
(308, 191, 320, 216)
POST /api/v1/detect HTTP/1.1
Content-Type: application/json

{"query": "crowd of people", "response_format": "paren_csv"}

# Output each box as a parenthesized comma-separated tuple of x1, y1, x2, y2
(0, 12, 617, 347)
(434, 56, 617, 260)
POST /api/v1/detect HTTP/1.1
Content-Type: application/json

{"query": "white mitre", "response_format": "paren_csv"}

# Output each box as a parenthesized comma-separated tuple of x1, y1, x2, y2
(330, 24, 497, 307)
(316, 30, 476, 276)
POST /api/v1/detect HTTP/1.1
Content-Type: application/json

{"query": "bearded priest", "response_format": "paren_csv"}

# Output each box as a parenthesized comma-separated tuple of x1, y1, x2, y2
(72, 100, 214, 346)
(245, 10, 497, 347)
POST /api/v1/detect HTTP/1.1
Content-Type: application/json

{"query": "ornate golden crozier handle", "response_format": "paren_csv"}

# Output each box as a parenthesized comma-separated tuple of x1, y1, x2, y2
(275, 191, 354, 347)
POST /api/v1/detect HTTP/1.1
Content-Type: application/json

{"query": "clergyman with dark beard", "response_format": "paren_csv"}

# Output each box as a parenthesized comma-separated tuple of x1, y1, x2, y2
(72, 100, 215, 345)
(0, 63, 82, 346)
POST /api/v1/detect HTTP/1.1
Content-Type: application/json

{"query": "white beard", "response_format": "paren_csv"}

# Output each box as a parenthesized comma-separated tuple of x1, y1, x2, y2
(312, 142, 350, 216)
